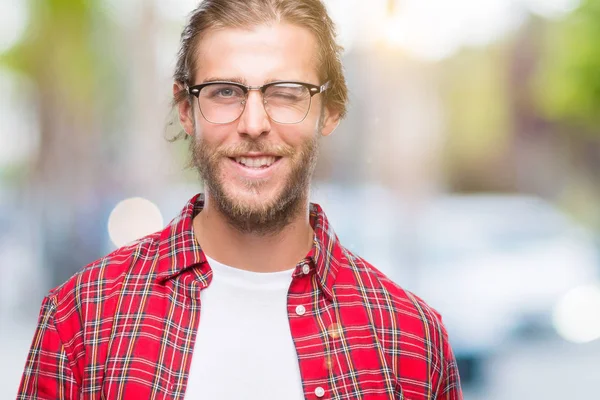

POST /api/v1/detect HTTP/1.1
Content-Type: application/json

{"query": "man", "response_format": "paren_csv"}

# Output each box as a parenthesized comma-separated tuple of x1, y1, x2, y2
(18, 0, 462, 399)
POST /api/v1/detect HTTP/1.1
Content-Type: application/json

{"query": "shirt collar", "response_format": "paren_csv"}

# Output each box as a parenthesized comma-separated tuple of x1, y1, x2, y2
(155, 193, 343, 300)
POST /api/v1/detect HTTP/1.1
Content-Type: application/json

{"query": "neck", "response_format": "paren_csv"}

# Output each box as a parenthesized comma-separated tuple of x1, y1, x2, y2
(192, 194, 314, 273)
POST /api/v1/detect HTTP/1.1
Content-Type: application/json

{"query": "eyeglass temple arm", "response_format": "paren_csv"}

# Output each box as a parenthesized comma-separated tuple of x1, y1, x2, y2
(310, 81, 330, 95)
(184, 84, 198, 96)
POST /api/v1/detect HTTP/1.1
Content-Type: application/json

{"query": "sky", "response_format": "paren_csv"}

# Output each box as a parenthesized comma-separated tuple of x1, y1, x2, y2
(326, 0, 580, 60)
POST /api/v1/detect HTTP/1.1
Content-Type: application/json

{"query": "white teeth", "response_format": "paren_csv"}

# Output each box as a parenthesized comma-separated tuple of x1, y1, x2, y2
(234, 156, 277, 168)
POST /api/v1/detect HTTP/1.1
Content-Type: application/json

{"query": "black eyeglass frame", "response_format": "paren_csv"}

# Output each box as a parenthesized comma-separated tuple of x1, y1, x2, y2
(185, 80, 330, 124)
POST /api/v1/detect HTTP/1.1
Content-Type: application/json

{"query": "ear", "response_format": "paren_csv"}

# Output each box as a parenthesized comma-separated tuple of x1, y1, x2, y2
(320, 106, 341, 137)
(173, 83, 195, 136)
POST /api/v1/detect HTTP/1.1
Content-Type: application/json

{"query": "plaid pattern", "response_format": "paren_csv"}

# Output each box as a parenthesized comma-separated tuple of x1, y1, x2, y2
(18, 194, 462, 399)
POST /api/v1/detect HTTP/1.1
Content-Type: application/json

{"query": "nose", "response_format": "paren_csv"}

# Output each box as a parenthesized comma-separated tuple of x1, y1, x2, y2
(236, 90, 271, 139)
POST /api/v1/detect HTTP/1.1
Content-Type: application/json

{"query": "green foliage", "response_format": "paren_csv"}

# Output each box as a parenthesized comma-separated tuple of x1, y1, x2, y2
(534, 0, 600, 132)
(0, 0, 110, 106)
(440, 44, 512, 165)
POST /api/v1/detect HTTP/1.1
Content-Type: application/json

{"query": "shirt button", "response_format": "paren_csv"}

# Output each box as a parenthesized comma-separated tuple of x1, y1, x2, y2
(302, 264, 310, 275)
(315, 386, 325, 398)
(295, 305, 306, 316)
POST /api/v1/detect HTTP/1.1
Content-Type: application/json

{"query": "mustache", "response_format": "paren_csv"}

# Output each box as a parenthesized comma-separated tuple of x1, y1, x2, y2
(217, 141, 295, 158)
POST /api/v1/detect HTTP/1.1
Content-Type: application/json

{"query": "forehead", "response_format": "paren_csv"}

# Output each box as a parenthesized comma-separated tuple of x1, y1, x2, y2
(193, 23, 320, 84)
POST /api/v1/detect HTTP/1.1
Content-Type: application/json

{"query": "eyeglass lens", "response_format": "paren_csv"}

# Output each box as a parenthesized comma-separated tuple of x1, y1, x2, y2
(197, 83, 312, 124)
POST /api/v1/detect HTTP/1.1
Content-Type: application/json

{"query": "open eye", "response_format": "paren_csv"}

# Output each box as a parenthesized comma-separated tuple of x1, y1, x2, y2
(203, 84, 245, 100)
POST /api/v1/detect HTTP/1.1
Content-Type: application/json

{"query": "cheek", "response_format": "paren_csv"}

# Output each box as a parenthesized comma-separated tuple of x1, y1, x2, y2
(280, 123, 318, 146)
(195, 121, 233, 144)
(306, 108, 325, 134)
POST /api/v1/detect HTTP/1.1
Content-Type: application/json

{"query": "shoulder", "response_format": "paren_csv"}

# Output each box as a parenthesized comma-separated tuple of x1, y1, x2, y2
(336, 245, 449, 350)
(336, 247, 456, 391)
(338, 246, 443, 324)
(46, 230, 163, 321)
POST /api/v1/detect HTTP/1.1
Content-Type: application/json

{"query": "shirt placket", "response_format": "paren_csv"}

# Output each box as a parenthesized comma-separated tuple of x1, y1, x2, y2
(288, 260, 336, 400)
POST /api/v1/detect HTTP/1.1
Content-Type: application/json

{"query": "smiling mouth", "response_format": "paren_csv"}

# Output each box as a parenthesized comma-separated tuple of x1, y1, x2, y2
(231, 156, 282, 169)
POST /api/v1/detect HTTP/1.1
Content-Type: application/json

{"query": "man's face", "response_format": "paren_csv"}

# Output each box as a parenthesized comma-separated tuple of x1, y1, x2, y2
(177, 23, 339, 234)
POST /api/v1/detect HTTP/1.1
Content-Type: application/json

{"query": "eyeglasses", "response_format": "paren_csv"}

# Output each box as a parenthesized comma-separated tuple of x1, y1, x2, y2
(186, 80, 330, 124)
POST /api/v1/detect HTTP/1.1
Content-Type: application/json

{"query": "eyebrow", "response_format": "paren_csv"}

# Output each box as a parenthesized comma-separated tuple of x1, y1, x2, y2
(201, 76, 247, 85)
(200, 77, 304, 85)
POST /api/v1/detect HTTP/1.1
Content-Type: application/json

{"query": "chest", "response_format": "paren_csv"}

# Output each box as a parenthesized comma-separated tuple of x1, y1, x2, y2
(184, 280, 304, 399)
(91, 277, 400, 400)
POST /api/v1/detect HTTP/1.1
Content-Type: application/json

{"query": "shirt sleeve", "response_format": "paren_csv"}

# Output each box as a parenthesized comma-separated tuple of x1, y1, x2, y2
(17, 296, 80, 399)
(436, 332, 463, 400)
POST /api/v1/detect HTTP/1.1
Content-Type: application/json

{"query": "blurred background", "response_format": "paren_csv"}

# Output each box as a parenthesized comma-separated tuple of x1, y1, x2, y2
(1, 0, 600, 398)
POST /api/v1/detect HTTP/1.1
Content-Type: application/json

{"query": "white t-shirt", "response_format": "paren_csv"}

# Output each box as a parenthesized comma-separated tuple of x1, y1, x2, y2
(184, 255, 305, 399)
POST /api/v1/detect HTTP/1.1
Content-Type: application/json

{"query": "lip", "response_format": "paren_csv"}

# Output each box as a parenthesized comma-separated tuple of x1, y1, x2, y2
(233, 152, 278, 157)
(227, 156, 283, 180)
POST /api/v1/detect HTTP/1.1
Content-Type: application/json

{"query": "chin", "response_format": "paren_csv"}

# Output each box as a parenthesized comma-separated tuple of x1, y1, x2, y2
(227, 182, 281, 209)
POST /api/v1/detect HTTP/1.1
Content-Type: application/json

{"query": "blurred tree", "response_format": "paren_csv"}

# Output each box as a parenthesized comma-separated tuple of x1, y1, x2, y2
(532, 1, 600, 229)
(0, 0, 120, 289)
(534, 0, 600, 133)
(438, 43, 515, 193)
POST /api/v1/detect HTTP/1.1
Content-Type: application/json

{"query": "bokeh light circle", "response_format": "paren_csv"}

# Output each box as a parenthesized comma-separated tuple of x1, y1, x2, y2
(108, 197, 164, 248)
(552, 284, 600, 344)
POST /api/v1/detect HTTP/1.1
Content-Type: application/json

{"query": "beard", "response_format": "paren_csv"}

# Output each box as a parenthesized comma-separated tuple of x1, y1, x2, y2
(190, 132, 319, 236)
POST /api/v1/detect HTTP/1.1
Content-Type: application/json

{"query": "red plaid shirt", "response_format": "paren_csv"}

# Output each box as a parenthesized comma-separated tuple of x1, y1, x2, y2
(18, 194, 462, 399)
